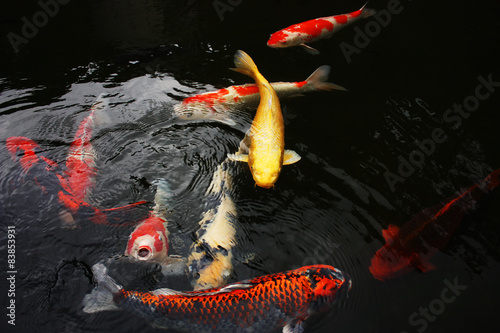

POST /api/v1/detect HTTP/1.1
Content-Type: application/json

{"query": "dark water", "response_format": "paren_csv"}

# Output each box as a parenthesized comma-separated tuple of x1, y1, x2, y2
(1, 0, 500, 332)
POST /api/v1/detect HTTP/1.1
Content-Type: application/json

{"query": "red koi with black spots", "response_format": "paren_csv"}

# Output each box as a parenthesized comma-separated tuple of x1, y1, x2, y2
(267, 2, 375, 54)
(174, 65, 346, 126)
(370, 168, 500, 281)
(83, 263, 351, 333)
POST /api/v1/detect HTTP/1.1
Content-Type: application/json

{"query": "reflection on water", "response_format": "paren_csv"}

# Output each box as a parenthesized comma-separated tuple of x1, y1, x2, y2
(1, 0, 500, 332)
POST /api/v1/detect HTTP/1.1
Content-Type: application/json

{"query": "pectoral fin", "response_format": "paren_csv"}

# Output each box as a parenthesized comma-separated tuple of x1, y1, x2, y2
(410, 254, 436, 272)
(283, 150, 301, 165)
(300, 43, 320, 55)
(283, 319, 305, 333)
(213, 116, 237, 126)
(228, 153, 248, 163)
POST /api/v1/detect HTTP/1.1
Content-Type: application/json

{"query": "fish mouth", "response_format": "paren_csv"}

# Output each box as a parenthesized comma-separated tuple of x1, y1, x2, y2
(136, 246, 153, 260)
(255, 183, 273, 189)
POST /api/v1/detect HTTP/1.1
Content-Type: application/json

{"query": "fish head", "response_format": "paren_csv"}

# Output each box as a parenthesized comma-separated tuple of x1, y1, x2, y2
(173, 102, 211, 121)
(248, 151, 282, 188)
(267, 29, 302, 48)
(302, 265, 351, 309)
(125, 216, 169, 263)
(369, 246, 410, 281)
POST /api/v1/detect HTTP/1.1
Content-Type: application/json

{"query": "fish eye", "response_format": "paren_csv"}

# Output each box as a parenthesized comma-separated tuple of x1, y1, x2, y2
(158, 235, 163, 241)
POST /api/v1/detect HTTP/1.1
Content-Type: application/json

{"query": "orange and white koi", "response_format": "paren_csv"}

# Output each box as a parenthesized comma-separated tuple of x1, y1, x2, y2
(370, 168, 500, 281)
(228, 50, 301, 188)
(267, 3, 376, 54)
(174, 65, 346, 125)
(83, 263, 352, 333)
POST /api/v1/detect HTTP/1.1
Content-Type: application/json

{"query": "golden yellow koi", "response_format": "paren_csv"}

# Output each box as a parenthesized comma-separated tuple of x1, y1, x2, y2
(228, 50, 300, 188)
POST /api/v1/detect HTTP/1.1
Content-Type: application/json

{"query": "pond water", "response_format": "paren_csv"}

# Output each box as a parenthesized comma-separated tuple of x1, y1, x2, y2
(1, 1, 500, 332)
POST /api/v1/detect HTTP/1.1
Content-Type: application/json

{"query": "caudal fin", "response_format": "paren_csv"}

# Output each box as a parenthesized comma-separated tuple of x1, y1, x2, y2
(82, 263, 122, 313)
(360, 2, 376, 18)
(305, 65, 348, 92)
(232, 50, 259, 79)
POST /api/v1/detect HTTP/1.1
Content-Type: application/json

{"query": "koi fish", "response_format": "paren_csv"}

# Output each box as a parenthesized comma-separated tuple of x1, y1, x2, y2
(126, 215, 169, 262)
(125, 179, 186, 274)
(228, 50, 301, 188)
(267, 3, 376, 55)
(174, 65, 347, 126)
(6, 96, 148, 226)
(369, 168, 500, 281)
(187, 158, 238, 290)
(56, 94, 107, 215)
(83, 263, 351, 333)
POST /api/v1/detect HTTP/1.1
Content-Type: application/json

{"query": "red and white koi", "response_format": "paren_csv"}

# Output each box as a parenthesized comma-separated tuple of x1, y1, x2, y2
(124, 178, 187, 278)
(126, 215, 169, 262)
(369, 168, 500, 281)
(267, 3, 376, 54)
(6, 95, 147, 226)
(126, 180, 175, 264)
(56, 95, 107, 216)
(174, 65, 346, 125)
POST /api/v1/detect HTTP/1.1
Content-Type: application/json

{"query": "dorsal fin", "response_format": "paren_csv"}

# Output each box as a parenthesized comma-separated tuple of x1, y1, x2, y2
(152, 288, 183, 296)
(218, 283, 253, 293)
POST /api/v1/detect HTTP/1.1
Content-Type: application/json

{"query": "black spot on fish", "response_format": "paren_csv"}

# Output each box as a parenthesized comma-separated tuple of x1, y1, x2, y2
(217, 245, 228, 257)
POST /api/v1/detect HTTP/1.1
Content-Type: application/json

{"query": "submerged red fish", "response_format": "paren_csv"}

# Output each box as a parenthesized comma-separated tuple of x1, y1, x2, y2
(370, 168, 500, 281)
(6, 95, 147, 225)
(267, 3, 376, 54)
(83, 263, 351, 333)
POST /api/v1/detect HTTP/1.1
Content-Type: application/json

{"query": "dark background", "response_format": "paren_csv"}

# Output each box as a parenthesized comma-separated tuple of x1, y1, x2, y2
(1, 1, 500, 332)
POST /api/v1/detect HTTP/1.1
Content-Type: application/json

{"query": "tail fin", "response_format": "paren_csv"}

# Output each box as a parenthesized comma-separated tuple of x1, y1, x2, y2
(232, 50, 258, 79)
(305, 65, 348, 92)
(82, 263, 122, 313)
(360, 2, 376, 18)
